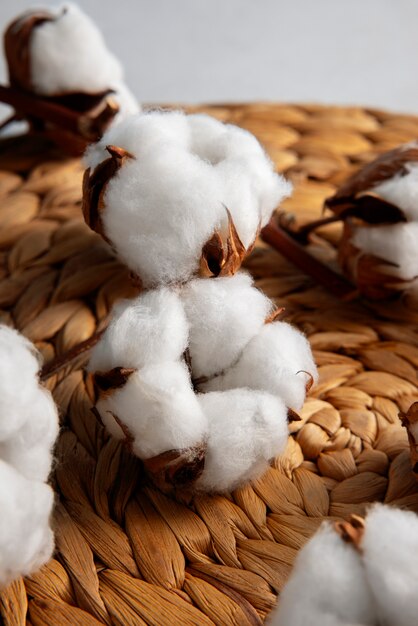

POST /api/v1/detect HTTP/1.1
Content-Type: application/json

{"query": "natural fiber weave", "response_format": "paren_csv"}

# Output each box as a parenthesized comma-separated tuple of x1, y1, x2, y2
(0, 103, 418, 626)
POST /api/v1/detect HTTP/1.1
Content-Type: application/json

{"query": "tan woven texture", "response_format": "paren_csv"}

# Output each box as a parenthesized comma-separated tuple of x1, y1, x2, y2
(0, 103, 418, 626)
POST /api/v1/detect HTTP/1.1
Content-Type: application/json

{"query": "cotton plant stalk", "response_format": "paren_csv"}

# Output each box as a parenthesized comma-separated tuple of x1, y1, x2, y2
(82, 110, 318, 493)
(1, 3, 139, 153)
(269, 504, 418, 626)
(0, 325, 59, 588)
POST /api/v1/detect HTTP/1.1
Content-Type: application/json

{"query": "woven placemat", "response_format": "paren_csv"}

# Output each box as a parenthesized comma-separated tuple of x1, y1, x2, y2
(0, 103, 417, 626)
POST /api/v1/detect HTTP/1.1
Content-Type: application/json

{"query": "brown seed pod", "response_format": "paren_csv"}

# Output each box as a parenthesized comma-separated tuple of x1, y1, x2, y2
(326, 143, 418, 299)
(338, 218, 412, 300)
(199, 209, 259, 278)
(92, 363, 207, 493)
(325, 142, 418, 223)
(1, 8, 121, 154)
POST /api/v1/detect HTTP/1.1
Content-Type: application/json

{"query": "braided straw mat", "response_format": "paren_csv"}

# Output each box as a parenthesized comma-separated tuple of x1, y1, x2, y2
(0, 103, 418, 626)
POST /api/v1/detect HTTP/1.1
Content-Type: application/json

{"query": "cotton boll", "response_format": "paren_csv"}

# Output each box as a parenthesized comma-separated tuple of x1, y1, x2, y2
(269, 523, 376, 626)
(102, 142, 224, 285)
(0, 460, 54, 588)
(372, 162, 418, 222)
(96, 361, 208, 459)
(196, 389, 288, 492)
(202, 322, 317, 411)
(352, 222, 418, 280)
(181, 273, 272, 378)
(0, 325, 41, 441)
(84, 111, 290, 285)
(0, 387, 58, 482)
(30, 3, 124, 96)
(89, 288, 189, 373)
(362, 504, 418, 626)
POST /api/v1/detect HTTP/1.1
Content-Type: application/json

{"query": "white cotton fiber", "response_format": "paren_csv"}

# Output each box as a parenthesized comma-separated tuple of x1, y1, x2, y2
(372, 162, 418, 222)
(0, 387, 58, 482)
(196, 389, 288, 492)
(89, 288, 189, 373)
(181, 273, 272, 378)
(96, 361, 208, 459)
(269, 523, 376, 626)
(0, 325, 41, 441)
(0, 326, 58, 586)
(352, 222, 418, 281)
(362, 504, 418, 626)
(0, 459, 54, 588)
(84, 110, 290, 286)
(202, 322, 318, 410)
(28, 3, 139, 117)
(30, 3, 123, 95)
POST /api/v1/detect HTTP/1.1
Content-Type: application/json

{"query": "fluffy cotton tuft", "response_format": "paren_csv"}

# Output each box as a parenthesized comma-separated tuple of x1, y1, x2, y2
(0, 325, 40, 441)
(362, 504, 418, 626)
(352, 222, 418, 281)
(269, 523, 376, 626)
(0, 326, 59, 481)
(0, 460, 54, 589)
(372, 162, 418, 221)
(196, 390, 288, 492)
(89, 288, 189, 373)
(269, 504, 418, 626)
(29, 3, 139, 117)
(0, 325, 58, 588)
(202, 321, 318, 410)
(96, 362, 208, 459)
(84, 110, 291, 286)
(181, 273, 273, 378)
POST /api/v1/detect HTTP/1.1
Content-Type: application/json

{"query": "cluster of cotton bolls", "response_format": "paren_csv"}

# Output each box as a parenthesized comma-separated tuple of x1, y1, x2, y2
(269, 504, 418, 626)
(0, 325, 58, 588)
(83, 111, 317, 492)
(5, 3, 139, 121)
(325, 142, 418, 298)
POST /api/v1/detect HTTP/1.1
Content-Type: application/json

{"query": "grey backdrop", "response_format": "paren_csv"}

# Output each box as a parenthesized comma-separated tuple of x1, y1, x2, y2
(0, 0, 417, 113)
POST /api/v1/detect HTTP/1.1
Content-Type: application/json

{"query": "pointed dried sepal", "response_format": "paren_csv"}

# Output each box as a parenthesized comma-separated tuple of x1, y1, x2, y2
(334, 514, 366, 551)
(287, 408, 302, 423)
(82, 144, 133, 242)
(143, 443, 207, 493)
(296, 370, 314, 393)
(4, 9, 55, 91)
(325, 143, 418, 224)
(76, 94, 119, 141)
(199, 231, 225, 277)
(110, 412, 135, 453)
(265, 307, 285, 324)
(93, 366, 136, 396)
(199, 208, 257, 278)
(339, 219, 412, 299)
(400, 402, 418, 478)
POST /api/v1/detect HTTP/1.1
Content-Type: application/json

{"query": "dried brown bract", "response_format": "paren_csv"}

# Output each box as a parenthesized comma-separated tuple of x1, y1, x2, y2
(200, 209, 258, 278)
(400, 402, 418, 478)
(325, 143, 418, 222)
(82, 144, 133, 241)
(338, 218, 411, 300)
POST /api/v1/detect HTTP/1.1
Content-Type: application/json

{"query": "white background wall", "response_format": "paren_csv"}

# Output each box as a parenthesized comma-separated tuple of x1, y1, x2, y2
(0, 0, 417, 113)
